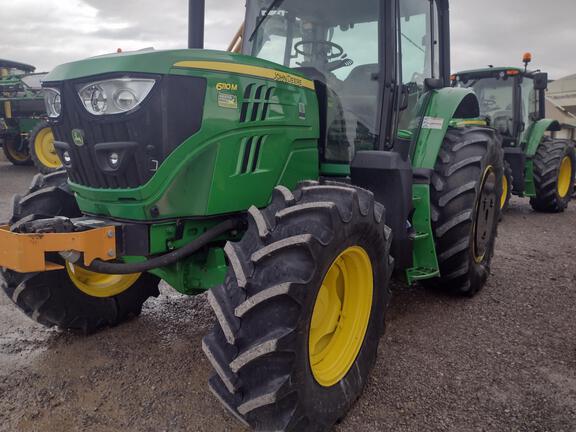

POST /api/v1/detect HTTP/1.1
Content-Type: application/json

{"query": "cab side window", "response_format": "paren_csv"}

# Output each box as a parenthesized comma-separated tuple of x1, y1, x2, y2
(398, 0, 440, 132)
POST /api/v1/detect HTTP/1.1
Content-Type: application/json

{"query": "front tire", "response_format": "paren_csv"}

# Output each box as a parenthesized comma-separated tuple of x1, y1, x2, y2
(426, 126, 503, 297)
(203, 182, 392, 431)
(0, 172, 160, 334)
(530, 138, 575, 213)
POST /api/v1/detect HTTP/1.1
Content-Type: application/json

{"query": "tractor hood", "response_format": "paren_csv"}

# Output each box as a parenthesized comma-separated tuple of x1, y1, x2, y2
(42, 48, 319, 221)
(44, 49, 309, 84)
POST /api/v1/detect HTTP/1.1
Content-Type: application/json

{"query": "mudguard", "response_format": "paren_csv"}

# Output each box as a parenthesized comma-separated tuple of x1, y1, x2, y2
(412, 87, 480, 169)
(524, 118, 561, 157)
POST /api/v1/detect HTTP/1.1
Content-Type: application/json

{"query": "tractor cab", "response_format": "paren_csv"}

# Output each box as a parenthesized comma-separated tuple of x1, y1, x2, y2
(243, 0, 450, 162)
(451, 62, 549, 147)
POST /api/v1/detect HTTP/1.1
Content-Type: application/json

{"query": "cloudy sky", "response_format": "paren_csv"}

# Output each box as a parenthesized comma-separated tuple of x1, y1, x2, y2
(1, 0, 575, 79)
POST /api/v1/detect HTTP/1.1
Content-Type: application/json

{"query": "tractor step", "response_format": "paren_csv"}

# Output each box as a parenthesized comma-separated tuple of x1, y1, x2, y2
(406, 184, 440, 285)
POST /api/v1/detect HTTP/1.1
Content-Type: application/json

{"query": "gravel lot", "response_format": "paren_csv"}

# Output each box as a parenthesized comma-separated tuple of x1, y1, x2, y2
(0, 157, 575, 432)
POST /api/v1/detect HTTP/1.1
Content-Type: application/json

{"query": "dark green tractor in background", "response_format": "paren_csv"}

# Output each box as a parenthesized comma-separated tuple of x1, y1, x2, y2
(452, 54, 576, 213)
(0, 0, 503, 430)
(0, 59, 63, 173)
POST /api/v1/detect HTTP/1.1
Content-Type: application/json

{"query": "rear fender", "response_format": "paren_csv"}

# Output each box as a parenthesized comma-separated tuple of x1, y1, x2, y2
(412, 87, 480, 170)
(524, 119, 561, 157)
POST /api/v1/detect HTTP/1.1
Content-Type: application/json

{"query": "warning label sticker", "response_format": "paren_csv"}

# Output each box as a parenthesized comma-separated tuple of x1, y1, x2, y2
(218, 93, 238, 109)
(422, 116, 445, 130)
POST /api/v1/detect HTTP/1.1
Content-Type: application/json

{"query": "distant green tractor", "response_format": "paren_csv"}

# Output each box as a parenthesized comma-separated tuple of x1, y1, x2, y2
(0, 59, 62, 173)
(453, 54, 576, 212)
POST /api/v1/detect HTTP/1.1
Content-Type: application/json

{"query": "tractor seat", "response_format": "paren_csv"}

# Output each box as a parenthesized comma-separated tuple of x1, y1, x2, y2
(491, 110, 514, 137)
(340, 64, 379, 133)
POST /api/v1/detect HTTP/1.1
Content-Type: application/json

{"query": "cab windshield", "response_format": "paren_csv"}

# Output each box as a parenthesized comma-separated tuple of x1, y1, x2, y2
(458, 75, 514, 136)
(244, 0, 380, 161)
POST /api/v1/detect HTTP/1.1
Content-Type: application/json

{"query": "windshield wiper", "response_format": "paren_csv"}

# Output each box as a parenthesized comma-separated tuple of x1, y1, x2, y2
(249, 0, 285, 42)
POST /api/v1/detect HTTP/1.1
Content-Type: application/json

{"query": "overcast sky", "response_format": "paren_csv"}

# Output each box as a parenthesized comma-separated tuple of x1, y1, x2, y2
(1, 0, 575, 79)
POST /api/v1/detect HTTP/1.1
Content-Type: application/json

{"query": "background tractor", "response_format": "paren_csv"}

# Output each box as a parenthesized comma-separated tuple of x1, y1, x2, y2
(0, 0, 502, 430)
(0, 59, 63, 173)
(452, 54, 576, 212)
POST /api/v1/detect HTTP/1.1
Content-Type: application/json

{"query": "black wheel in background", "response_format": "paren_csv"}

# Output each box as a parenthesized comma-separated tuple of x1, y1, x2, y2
(530, 138, 575, 213)
(2, 134, 32, 166)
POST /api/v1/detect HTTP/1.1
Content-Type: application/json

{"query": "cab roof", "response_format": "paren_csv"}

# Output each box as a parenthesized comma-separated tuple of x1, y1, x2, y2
(0, 59, 36, 73)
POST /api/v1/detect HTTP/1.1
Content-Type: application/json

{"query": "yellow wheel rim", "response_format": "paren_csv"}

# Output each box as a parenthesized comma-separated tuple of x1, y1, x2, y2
(500, 173, 509, 210)
(473, 165, 497, 264)
(557, 156, 573, 198)
(34, 127, 62, 169)
(309, 246, 373, 387)
(5, 137, 29, 161)
(66, 262, 140, 298)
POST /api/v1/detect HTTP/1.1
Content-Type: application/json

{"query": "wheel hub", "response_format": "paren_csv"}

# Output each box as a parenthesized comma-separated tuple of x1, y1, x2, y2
(473, 166, 497, 263)
(309, 246, 373, 387)
(34, 128, 61, 168)
(66, 262, 140, 298)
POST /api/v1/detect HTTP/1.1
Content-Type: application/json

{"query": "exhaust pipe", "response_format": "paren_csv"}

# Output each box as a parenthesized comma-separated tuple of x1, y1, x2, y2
(188, 0, 205, 49)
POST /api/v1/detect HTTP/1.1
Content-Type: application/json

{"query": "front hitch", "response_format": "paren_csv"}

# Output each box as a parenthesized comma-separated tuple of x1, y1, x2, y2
(0, 222, 117, 273)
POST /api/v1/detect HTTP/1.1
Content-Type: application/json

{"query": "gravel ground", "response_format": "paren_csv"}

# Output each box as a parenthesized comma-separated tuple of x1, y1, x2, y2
(0, 158, 575, 432)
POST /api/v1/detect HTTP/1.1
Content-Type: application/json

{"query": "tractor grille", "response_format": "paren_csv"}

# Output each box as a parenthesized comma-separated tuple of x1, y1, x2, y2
(50, 74, 206, 189)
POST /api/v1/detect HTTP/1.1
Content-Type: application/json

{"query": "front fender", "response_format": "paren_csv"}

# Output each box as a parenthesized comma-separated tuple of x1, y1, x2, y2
(524, 118, 561, 157)
(412, 87, 479, 169)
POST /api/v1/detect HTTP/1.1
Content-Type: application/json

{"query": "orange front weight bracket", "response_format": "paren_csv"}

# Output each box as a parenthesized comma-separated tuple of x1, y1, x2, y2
(0, 225, 116, 273)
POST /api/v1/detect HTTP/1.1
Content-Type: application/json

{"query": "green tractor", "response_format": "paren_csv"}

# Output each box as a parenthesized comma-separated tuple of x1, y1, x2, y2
(0, 59, 63, 173)
(0, 0, 502, 430)
(452, 54, 576, 212)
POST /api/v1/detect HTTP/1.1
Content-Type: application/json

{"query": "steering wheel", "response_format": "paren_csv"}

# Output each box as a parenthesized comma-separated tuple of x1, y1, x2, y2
(294, 40, 344, 61)
(481, 99, 499, 111)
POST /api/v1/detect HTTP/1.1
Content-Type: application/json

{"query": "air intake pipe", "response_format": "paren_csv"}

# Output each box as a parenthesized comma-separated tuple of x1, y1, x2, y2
(188, 0, 205, 49)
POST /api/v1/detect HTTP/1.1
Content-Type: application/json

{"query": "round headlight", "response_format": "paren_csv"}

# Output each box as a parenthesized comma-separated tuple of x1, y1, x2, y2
(63, 151, 71, 164)
(113, 89, 137, 111)
(43, 88, 62, 118)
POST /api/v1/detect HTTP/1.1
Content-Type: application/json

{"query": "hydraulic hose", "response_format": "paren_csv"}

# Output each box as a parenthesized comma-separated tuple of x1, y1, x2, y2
(83, 217, 243, 275)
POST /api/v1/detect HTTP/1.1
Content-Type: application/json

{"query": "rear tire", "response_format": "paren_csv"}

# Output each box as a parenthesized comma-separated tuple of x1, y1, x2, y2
(530, 138, 575, 213)
(426, 126, 503, 297)
(2, 134, 31, 166)
(29, 121, 63, 174)
(0, 172, 160, 334)
(203, 181, 392, 431)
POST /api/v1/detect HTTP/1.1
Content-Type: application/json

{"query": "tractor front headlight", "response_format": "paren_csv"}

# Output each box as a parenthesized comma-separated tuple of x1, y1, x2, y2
(77, 78, 155, 116)
(44, 88, 62, 118)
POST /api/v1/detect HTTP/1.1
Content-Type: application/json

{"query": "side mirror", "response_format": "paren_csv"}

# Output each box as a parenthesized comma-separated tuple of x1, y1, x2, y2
(533, 72, 548, 90)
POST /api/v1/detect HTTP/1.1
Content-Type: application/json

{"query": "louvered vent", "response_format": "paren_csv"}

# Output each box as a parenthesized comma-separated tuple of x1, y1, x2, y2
(237, 136, 265, 174)
(240, 84, 275, 123)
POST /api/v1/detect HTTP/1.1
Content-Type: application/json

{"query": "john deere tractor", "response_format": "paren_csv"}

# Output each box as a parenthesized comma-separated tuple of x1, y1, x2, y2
(0, 0, 502, 430)
(452, 54, 576, 212)
(0, 59, 63, 173)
